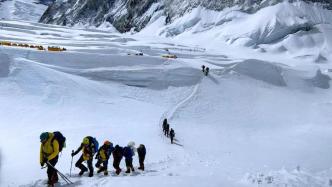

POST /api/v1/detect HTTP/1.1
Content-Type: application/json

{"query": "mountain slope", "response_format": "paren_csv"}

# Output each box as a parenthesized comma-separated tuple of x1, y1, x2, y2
(39, 0, 332, 32)
(0, 0, 50, 21)
(0, 20, 331, 187)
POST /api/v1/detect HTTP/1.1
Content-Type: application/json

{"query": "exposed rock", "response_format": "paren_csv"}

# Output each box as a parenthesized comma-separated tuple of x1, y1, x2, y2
(39, 0, 332, 32)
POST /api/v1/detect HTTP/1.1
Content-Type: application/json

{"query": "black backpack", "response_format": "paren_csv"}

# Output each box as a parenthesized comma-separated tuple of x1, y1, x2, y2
(53, 131, 66, 152)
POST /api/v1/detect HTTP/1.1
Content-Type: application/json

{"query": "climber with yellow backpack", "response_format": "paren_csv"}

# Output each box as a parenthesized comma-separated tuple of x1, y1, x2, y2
(72, 136, 99, 177)
(40, 131, 66, 186)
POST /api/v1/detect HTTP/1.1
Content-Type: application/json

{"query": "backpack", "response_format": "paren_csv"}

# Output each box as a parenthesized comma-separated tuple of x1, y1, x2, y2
(87, 137, 99, 153)
(137, 145, 146, 156)
(123, 146, 133, 158)
(108, 143, 114, 155)
(170, 130, 175, 137)
(53, 131, 66, 152)
(113, 145, 123, 157)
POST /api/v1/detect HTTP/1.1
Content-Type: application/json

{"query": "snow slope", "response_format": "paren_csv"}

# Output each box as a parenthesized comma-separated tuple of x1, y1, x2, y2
(0, 18, 332, 187)
(139, 1, 332, 65)
(0, 0, 48, 21)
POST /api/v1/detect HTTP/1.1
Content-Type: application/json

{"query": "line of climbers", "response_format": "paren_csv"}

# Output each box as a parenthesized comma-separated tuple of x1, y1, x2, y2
(162, 118, 176, 144)
(201, 65, 210, 76)
(39, 132, 146, 186)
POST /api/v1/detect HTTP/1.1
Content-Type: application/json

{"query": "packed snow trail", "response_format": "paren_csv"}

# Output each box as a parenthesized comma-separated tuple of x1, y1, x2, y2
(159, 80, 201, 142)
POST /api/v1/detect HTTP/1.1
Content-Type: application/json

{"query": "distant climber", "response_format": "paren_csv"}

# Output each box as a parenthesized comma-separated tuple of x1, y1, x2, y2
(95, 141, 113, 176)
(112, 145, 124, 175)
(40, 132, 66, 186)
(165, 13, 171, 25)
(162, 118, 168, 135)
(72, 136, 98, 177)
(170, 128, 175, 144)
(123, 141, 136, 173)
(202, 65, 206, 72)
(205, 67, 210, 76)
(62, 19, 67, 26)
(165, 122, 170, 137)
(137, 144, 146, 171)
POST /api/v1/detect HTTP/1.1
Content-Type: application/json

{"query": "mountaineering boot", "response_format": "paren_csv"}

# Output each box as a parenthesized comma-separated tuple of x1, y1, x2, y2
(97, 167, 105, 173)
(79, 168, 88, 176)
(48, 173, 59, 185)
(116, 168, 121, 175)
(47, 179, 55, 187)
(54, 173, 59, 183)
(125, 167, 130, 173)
(88, 172, 93, 177)
(104, 171, 108, 176)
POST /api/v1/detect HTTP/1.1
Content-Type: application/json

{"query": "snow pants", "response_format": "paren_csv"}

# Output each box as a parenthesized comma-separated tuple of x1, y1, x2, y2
(47, 156, 59, 184)
(170, 136, 174, 144)
(138, 155, 145, 170)
(95, 159, 108, 172)
(75, 155, 93, 175)
(125, 157, 134, 172)
(113, 157, 122, 174)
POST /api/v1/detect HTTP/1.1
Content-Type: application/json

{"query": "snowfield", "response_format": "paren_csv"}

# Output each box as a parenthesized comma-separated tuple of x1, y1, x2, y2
(0, 0, 47, 21)
(0, 1, 332, 187)
(143, 1, 332, 67)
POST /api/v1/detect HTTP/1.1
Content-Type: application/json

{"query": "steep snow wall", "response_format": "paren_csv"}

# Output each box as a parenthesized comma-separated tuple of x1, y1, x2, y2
(225, 59, 331, 89)
(232, 59, 287, 87)
(307, 69, 331, 89)
(0, 53, 11, 77)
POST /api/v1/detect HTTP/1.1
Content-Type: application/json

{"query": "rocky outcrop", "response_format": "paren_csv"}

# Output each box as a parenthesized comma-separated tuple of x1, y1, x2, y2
(40, 0, 159, 32)
(39, 0, 332, 33)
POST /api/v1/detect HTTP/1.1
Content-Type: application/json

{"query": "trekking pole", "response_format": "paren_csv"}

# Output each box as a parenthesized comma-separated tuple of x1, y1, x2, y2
(47, 161, 74, 185)
(70, 150, 74, 177)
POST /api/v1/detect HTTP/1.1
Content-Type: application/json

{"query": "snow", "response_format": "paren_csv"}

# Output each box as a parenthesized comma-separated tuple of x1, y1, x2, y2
(73, 22, 119, 33)
(0, 1, 332, 187)
(0, 0, 47, 21)
(140, 1, 332, 66)
(231, 59, 287, 86)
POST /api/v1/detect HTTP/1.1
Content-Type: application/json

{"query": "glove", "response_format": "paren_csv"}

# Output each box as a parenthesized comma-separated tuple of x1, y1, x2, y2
(71, 152, 75, 157)
(41, 161, 45, 167)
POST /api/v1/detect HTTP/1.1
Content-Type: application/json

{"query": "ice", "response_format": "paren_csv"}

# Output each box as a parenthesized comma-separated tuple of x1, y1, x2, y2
(307, 69, 331, 89)
(231, 59, 287, 86)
